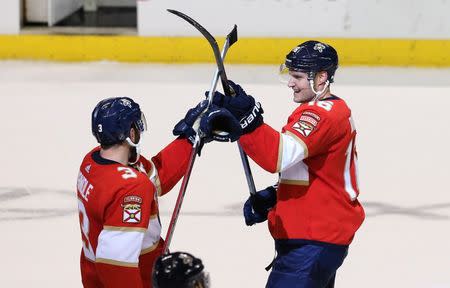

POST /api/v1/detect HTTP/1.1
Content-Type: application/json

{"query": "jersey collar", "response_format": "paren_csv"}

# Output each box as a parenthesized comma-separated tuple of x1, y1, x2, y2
(91, 150, 120, 165)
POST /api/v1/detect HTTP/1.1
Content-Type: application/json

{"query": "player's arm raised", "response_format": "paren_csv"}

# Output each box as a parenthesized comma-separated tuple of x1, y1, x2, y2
(144, 100, 240, 196)
(139, 101, 206, 196)
(211, 81, 337, 173)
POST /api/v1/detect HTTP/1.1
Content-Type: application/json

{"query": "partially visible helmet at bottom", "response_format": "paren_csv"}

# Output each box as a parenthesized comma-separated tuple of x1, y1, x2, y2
(153, 252, 210, 288)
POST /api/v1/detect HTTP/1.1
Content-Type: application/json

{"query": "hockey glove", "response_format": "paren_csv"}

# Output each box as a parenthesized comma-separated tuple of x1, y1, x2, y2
(207, 80, 264, 134)
(199, 105, 242, 143)
(173, 100, 208, 146)
(243, 185, 277, 226)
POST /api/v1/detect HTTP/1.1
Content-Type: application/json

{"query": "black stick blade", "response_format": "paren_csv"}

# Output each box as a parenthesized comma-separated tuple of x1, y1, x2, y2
(227, 25, 238, 47)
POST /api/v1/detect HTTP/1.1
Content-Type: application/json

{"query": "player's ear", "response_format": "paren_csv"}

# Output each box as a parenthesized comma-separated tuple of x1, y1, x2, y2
(316, 71, 328, 85)
(129, 126, 137, 143)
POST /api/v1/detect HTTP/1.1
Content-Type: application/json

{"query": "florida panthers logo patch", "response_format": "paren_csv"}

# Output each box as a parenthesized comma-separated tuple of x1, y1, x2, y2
(292, 111, 321, 137)
(120, 98, 132, 108)
(122, 195, 142, 223)
(313, 43, 326, 53)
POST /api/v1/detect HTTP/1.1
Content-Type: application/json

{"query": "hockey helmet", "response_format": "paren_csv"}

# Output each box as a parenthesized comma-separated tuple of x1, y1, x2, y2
(153, 252, 210, 288)
(91, 97, 147, 146)
(281, 40, 338, 83)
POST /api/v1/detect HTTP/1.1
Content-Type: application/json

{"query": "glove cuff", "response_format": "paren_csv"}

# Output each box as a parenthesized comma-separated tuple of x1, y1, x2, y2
(173, 120, 196, 145)
(240, 102, 264, 134)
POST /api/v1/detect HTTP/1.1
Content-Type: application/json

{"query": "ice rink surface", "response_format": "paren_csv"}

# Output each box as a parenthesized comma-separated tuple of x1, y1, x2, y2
(1, 61, 450, 287)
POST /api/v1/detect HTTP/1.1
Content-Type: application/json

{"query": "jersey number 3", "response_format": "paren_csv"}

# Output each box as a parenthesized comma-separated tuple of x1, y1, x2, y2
(78, 199, 96, 261)
(118, 167, 137, 179)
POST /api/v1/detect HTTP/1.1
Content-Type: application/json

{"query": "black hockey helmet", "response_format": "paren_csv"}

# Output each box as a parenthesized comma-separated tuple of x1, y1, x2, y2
(282, 40, 338, 83)
(91, 97, 147, 146)
(153, 252, 210, 288)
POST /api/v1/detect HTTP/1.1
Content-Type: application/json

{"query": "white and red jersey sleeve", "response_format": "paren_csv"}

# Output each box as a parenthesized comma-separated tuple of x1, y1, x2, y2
(95, 178, 153, 288)
(239, 123, 282, 173)
(240, 100, 339, 175)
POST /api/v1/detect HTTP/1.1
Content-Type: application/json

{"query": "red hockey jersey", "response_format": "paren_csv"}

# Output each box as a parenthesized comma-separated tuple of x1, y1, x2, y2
(77, 139, 191, 288)
(240, 97, 365, 245)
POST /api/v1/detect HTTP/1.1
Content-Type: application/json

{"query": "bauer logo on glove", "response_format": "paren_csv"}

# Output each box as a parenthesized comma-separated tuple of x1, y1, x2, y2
(209, 80, 264, 134)
(240, 101, 263, 130)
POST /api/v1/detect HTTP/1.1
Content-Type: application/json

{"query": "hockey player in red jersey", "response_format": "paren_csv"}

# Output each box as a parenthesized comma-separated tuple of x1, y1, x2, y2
(77, 97, 240, 288)
(211, 41, 365, 287)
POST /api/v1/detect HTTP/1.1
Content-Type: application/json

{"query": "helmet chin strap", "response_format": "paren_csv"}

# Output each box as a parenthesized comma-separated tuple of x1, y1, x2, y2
(309, 79, 330, 101)
(126, 137, 142, 165)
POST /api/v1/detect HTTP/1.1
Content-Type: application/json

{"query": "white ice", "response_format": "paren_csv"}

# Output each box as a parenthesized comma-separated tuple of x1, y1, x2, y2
(1, 61, 450, 288)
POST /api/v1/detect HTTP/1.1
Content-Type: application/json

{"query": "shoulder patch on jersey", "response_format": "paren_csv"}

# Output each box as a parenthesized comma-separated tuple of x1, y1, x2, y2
(292, 110, 321, 137)
(122, 195, 142, 223)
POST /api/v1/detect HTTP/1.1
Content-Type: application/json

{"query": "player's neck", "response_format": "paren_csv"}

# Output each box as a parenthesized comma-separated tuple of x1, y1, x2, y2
(318, 90, 332, 100)
(100, 145, 130, 166)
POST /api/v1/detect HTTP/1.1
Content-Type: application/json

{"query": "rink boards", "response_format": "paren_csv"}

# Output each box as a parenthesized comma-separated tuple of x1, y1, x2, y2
(1, 35, 450, 67)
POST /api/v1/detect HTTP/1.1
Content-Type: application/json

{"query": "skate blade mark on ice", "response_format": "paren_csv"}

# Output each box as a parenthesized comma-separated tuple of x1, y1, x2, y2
(3, 188, 442, 221)
(363, 201, 450, 220)
(0, 187, 74, 221)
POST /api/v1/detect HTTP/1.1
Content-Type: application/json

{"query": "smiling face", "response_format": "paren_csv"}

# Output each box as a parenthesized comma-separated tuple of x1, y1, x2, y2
(287, 70, 316, 103)
(286, 70, 330, 103)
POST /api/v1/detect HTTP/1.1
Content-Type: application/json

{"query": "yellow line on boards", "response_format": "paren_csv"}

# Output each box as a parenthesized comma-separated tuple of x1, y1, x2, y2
(0, 35, 448, 66)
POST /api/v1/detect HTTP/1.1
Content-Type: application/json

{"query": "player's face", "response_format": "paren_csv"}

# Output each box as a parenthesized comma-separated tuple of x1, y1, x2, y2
(287, 71, 316, 103)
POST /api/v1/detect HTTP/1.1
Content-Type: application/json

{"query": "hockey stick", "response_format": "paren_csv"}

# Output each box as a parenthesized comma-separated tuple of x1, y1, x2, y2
(162, 13, 238, 254)
(167, 9, 257, 196)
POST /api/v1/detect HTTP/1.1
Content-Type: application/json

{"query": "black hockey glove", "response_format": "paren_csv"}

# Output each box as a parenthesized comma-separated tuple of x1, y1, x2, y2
(199, 105, 242, 143)
(173, 101, 242, 155)
(243, 185, 277, 226)
(207, 80, 264, 134)
(173, 100, 208, 147)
